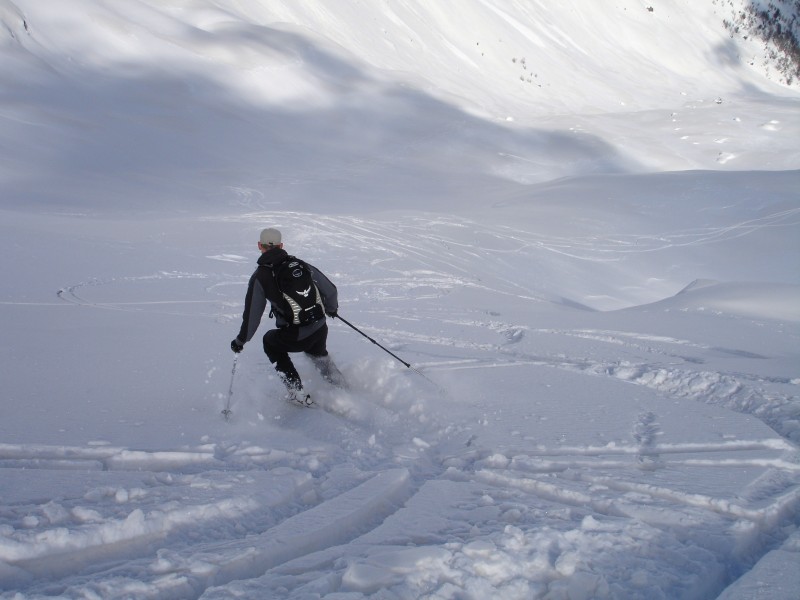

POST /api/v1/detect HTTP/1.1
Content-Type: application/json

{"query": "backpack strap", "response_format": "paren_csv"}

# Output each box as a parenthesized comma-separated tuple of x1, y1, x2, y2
(266, 256, 292, 320)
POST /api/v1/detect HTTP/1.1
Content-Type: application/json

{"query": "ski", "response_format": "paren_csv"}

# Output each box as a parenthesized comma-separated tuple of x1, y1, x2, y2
(287, 392, 316, 408)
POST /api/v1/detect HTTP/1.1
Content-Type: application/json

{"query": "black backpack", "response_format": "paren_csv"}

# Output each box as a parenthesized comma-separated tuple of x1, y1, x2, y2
(271, 256, 325, 326)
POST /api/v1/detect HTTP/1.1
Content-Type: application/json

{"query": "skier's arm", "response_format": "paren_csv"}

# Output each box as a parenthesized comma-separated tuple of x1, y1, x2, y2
(237, 274, 267, 343)
(310, 265, 338, 315)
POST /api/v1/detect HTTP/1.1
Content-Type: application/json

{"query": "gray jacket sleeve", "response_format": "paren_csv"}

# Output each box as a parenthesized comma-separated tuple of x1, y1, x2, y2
(237, 273, 267, 343)
(309, 264, 338, 314)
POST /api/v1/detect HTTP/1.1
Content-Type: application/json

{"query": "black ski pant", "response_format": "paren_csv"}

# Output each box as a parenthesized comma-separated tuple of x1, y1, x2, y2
(263, 323, 328, 390)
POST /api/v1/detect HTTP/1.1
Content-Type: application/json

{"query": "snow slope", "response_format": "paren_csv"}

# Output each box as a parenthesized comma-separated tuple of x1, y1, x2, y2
(0, 1, 798, 599)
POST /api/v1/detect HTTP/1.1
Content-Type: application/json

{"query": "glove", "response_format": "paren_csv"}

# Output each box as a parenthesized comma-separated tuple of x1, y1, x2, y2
(326, 310, 338, 319)
(231, 338, 244, 353)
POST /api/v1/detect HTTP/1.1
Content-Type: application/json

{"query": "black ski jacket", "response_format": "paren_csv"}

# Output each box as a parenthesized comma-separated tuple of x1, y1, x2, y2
(236, 247, 338, 344)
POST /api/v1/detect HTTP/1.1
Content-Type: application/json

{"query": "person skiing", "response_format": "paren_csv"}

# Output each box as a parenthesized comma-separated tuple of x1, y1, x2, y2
(231, 227, 343, 406)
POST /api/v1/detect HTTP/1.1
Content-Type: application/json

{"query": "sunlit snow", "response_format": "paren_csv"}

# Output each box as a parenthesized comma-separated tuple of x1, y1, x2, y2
(0, 1, 798, 599)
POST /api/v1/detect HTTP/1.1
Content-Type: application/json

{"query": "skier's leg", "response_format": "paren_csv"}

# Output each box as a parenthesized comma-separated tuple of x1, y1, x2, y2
(310, 354, 346, 387)
(304, 324, 346, 387)
(263, 329, 302, 391)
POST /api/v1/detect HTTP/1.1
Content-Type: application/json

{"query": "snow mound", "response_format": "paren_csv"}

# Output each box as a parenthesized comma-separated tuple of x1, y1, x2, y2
(631, 281, 800, 322)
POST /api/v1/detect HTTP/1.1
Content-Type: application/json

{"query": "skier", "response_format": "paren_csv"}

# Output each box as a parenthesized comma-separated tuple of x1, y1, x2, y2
(231, 228, 343, 405)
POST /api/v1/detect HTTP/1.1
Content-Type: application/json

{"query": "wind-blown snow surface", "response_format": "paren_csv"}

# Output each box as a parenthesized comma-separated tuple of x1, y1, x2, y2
(0, 1, 799, 598)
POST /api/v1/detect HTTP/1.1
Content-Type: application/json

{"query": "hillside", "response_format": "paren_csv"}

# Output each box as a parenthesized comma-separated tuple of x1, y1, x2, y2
(0, 1, 798, 599)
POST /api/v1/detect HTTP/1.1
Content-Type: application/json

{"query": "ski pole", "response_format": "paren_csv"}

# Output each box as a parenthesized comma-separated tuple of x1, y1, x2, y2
(222, 354, 238, 421)
(333, 314, 429, 380)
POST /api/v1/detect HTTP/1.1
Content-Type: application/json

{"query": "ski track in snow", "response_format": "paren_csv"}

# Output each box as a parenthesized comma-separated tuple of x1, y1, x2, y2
(1, 428, 797, 598)
(0, 212, 793, 597)
(1, 427, 797, 598)
(52, 209, 800, 312)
